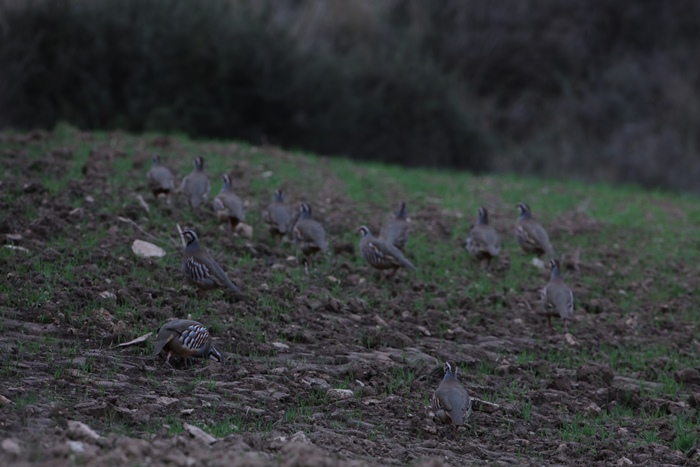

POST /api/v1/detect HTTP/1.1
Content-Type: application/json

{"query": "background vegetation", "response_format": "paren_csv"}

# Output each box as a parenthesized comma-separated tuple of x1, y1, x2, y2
(1, 0, 699, 192)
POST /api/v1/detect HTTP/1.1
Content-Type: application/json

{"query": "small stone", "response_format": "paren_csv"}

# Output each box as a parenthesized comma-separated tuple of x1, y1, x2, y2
(531, 258, 545, 269)
(183, 422, 216, 445)
(289, 431, 310, 444)
(99, 291, 116, 300)
(272, 342, 290, 351)
(327, 388, 354, 400)
(67, 420, 103, 443)
(0, 395, 10, 406)
(327, 275, 340, 284)
(5, 233, 22, 241)
(302, 377, 330, 390)
(617, 457, 633, 466)
(235, 223, 253, 239)
(2, 245, 29, 253)
(1, 439, 20, 456)
(67, 440, 85, 454)
(131, 239, 166, 258)
(584, 402, 601, 416)
(85, 195, 94, 203)
(416, 325, 431, 336)
(262, 171, 273, 178)
(155, 397, 179, 406)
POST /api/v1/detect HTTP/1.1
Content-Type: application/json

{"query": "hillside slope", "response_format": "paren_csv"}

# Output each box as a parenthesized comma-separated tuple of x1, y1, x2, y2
(1, 125, 699, 465)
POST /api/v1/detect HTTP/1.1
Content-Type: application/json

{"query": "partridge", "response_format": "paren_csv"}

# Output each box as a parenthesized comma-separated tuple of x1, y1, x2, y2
(179, 156, 210, 209)
(432, 361, 472, 430)
(153, 319, 222, 366)
(380, 201, 409, 250)
(181, 228, 241, 294)
(292, 203, 328, 264)
(515, 202, 555, 258)
(541, 258, 574, 333)
(465, 207, 501, 266)
(213, 174, 245, 231)
(263, 189, 292, 240)
(146, 154, 176, 198)
(358, 225, 415, 277)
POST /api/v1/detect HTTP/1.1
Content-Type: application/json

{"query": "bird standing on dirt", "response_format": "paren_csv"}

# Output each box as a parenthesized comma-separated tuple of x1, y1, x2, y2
(213, 174, 245, 231)
(153, 319, 222, 366)
(292, 203, 328, 266)
(514, 202, 555, 258)
(541, 258, 574, 333)
(380, 201, 409, 251)
(358, 225, 415, 278)
(432, 361, 472, 431)
(263, 189, 292, 241)
(181, 228, 241, 295)
(146, 154, 176, 199)
(465, 207, 501, 267)
(179, 156, 211, 209)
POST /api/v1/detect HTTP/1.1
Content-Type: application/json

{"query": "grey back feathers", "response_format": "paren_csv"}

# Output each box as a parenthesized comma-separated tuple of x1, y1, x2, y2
(263, 189, 293, 237)
(541, 258, 574, 332)
(515, 202, 555, 258)
(213, 174, 245, 228)
(293, 203, 329, 256)
(179, 156, 211, 209)
(147, 154, 175, 197)
(432, 361, 472, 427)
(380, 201, 409, 251)
(466, 207, 501, 262)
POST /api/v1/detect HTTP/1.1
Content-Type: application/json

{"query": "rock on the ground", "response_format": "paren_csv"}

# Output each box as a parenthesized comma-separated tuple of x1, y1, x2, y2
(131, 239, 166, 258)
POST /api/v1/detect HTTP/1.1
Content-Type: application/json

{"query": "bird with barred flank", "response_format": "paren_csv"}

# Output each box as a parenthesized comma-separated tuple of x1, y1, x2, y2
(358, 225, 415, 278)
(181, 228, 241, 295)
(153, 319, 222, 366)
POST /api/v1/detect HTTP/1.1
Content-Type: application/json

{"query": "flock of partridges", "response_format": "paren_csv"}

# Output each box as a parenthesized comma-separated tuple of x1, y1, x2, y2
(146, 154, 574, 434)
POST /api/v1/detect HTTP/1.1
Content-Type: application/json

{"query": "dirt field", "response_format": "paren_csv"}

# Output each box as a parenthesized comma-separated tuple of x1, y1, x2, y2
(1, 128, 699, 466)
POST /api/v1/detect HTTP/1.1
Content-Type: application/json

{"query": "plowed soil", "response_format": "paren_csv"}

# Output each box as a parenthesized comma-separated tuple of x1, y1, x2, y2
(1, 129, 699, 466)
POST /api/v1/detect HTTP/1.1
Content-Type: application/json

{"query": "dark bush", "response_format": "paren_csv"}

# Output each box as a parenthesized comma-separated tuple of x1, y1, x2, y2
(1, 0, 699, 192)
(0, 0, 491, 171)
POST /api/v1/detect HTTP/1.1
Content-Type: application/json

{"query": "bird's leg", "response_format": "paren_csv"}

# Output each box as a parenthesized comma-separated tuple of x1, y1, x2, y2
(546, 316, 552, 331)
(388, 267, 398, 279)
(165, 351, 174, 368)
(563, 319, 568, 334)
